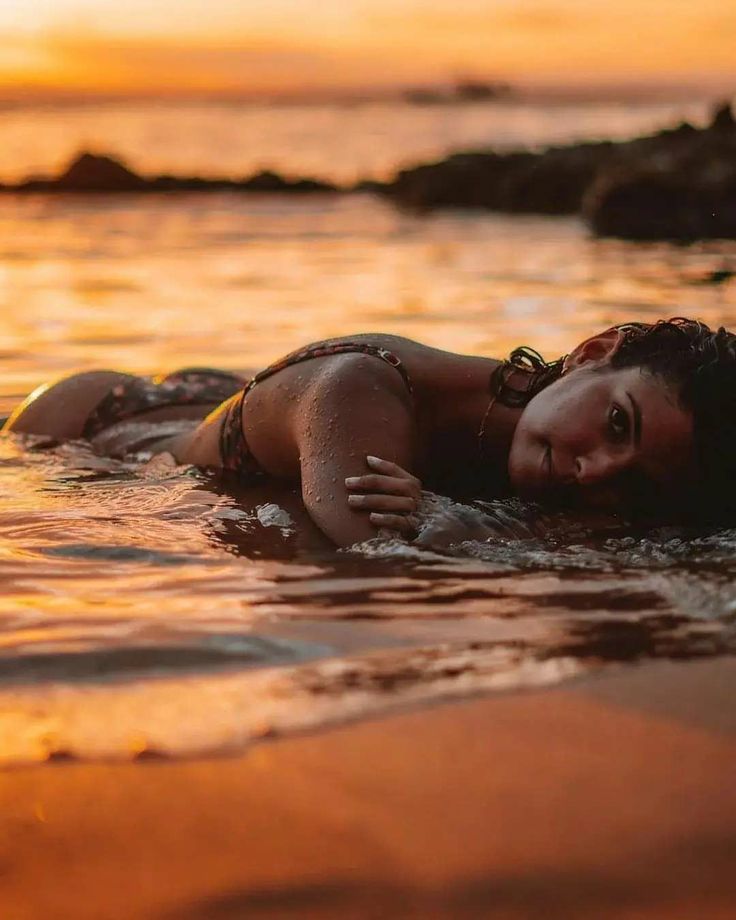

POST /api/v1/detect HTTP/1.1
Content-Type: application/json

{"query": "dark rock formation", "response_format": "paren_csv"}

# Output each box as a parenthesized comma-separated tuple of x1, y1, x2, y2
(383, 99, 736, 239)
(8, 152, 338, 196)
(384, 125, 698, 217)
(454, 79, 512, 101)
(147, 175, 240, 192)
(387, 143, 616, 215)
(584, 102, 736, 240)
(402, 80, 512, 105)
(55, 152, 147, 191)
(239, 170, 335, 193)
(711, 101, 735, 132)
(5, 101, 736, 240)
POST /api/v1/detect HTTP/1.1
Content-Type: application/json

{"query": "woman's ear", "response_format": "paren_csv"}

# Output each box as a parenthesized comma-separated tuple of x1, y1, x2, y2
(563, 327, 626, 373)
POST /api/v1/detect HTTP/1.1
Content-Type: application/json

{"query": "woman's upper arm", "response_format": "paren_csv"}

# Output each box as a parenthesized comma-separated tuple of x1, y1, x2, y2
(295, 355, 416, 547)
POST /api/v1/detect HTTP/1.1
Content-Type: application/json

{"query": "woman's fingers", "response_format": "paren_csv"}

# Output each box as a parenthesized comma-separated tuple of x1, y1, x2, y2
(344, 458, 422, 531)
(366, 455, 420, 485)
(369, 512, 416, 534)
(345, 473, 420, 498)
(348, 493, 416, 512)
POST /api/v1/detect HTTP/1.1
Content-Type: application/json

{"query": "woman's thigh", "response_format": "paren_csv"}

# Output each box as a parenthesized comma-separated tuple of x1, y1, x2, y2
(4, 370, 136, 439)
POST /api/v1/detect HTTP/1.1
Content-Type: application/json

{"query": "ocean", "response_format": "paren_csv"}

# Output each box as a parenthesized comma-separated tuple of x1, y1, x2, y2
(0, 96, 734, 764)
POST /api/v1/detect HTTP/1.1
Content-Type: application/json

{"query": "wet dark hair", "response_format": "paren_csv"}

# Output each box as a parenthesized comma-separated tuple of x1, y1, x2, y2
(494, 317, 736, 517)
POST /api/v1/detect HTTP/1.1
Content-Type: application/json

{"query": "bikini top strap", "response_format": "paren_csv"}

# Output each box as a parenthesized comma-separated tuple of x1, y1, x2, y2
(218, 342, 412, 476)
(244, 342, 413, 395)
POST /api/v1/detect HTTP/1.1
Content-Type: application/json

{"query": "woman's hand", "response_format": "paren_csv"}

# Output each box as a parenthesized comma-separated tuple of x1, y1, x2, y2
(345, 455, 422, 536)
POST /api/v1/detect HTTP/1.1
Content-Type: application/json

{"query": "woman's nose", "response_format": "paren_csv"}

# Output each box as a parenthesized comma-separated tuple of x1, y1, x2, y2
(575, 450, 627, 485)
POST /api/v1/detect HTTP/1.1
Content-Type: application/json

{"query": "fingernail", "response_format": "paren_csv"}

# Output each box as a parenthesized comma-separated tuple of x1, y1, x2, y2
(345, 477, 359, 486)
(347, 495, 362, 504)
(367, 455, 381, 465)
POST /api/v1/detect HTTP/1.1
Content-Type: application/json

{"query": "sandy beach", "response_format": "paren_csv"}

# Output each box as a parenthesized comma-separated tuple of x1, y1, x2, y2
(2, 656, 734, 919)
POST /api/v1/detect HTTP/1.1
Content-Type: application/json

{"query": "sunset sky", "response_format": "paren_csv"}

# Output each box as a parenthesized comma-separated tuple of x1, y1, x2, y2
(2, 0, 736, 99)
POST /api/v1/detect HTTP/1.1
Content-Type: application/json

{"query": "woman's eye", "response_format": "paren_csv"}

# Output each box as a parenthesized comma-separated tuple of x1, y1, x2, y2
(608, 404, 630, 441)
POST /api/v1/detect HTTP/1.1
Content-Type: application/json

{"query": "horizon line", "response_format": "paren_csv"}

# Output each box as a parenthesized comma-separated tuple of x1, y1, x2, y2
(1, 77, 734, 108)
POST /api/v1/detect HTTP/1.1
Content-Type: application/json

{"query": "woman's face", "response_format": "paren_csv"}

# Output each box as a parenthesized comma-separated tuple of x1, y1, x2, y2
(508, 363, 695, 509)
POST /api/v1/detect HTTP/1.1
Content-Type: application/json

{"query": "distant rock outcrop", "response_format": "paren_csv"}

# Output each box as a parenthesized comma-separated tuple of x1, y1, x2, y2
(711, 100, 736, 132)
(402, 79, 512, 105)
(583, 104, 736, 240)
(11, 152, 338, 196)
(55, 152, 147, 192)
(453, 79, 512, 102)
(383, 99, 736, 240)
(239, 170, 335, 193)
(387, 144, 612, 214)
(5, 102, 736, 240)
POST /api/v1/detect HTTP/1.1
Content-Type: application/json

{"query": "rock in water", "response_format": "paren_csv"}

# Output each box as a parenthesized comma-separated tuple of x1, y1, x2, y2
(710, 100, 735, 132)
(383, 98, 736, 239)
(583, 110, 736, 241)
(240, 170, 336, 193)
(55, 152, 147, 192)
(387, 145, 611, 214)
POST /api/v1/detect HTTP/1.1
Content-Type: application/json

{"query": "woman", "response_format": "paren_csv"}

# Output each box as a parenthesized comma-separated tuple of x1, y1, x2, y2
(5, 318, 736, 546)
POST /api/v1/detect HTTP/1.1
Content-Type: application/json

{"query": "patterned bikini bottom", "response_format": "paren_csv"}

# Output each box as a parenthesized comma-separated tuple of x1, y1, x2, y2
(82, 367, 247, 457)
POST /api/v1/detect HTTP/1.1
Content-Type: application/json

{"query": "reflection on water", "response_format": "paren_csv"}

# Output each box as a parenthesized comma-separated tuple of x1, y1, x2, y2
(0, 432, 735, 765)
(0, 108, 734, 763)
(1, 193, 734, 401)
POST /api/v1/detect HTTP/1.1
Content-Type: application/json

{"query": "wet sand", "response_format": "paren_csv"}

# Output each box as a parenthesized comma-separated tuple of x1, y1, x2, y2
(2, 657, 735, 919)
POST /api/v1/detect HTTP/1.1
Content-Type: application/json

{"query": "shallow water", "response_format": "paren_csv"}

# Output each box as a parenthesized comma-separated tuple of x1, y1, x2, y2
(0, 434, 734, 765)
(0, 102, 735, 765)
